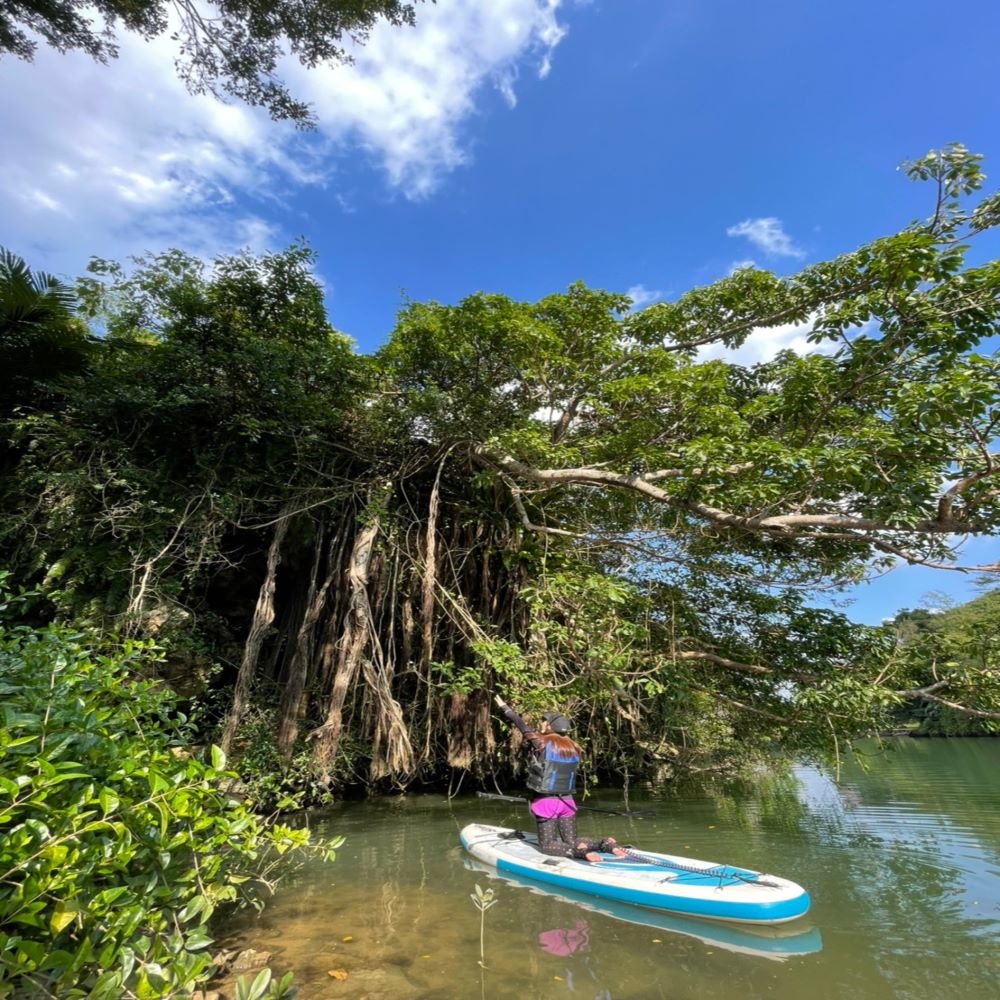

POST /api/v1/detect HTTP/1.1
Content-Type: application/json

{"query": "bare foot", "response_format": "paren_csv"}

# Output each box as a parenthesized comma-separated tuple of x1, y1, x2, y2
(584, 851, 603, 863)
(611, 847, 627, 857)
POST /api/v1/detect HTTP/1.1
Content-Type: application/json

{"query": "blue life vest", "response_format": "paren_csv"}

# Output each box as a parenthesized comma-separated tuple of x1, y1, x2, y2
(527, 742, 579, 795)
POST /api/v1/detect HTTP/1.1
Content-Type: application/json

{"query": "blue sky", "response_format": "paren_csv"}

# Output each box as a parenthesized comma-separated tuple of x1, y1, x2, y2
(2, 0, 998, 622)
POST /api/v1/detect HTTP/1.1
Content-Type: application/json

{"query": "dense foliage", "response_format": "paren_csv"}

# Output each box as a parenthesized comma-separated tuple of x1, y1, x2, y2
(1, 145, 998, 804)
(0, 0, 422, 125)
(0, 585, 341, 998)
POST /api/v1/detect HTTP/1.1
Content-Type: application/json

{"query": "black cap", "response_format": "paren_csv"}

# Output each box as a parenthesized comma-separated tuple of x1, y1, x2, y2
(542, 711, 572, 734)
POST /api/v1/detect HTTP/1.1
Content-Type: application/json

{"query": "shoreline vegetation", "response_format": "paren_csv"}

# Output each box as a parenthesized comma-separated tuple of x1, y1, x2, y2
(880, 729, 999, 738)
(0, 596, 340, 999)
(2, 144, 999, 995)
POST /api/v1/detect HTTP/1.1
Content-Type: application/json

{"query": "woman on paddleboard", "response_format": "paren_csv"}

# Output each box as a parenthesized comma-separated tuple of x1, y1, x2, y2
(494, 695, 627, 863)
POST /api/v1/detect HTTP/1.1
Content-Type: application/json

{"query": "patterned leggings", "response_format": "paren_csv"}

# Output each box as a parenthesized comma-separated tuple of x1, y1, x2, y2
(535, 815, 619, 859)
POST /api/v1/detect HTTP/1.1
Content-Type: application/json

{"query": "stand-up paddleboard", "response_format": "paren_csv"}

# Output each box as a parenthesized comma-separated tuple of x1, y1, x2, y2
(461, 855, 822, 959)
(460, 823, 811, 925)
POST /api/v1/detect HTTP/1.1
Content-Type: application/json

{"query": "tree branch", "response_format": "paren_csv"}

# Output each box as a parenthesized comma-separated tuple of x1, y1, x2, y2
(671, 650, 771, 676)
(485, 452, 982, 537)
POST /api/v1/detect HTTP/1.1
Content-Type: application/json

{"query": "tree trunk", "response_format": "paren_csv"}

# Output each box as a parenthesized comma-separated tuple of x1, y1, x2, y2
(309, 517, 380, 779)
(220, 506, 292, 753)
(446, 692, 476, 769)
(420, 460, 444, 669)
(277, 530, 338, 754)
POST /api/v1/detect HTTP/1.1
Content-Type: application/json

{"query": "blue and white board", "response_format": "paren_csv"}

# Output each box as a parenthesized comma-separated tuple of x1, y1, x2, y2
(462, 854, 822, 959)
(460, 823, 811, 925)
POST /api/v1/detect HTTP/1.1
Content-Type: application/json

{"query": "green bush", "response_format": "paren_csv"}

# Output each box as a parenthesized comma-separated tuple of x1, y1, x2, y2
(225, 706, 365, 812)
(0, 595, 341, 999)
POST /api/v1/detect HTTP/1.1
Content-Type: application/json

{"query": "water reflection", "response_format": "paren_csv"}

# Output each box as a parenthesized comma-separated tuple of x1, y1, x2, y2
(787, 740, 1000, 998)
(218, 739, 999, 999)
(538, 920, 591, 956)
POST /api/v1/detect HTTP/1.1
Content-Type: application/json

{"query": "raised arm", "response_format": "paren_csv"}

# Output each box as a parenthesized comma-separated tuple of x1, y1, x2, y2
(494, 695, 544, 750)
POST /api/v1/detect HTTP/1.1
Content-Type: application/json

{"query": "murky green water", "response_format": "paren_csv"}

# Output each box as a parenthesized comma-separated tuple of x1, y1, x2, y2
(220, 739, 1000, 999)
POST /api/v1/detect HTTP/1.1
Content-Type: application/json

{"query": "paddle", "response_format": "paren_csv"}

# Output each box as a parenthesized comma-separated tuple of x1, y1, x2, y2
(475, 790, 656, 819)
(619, 847, 781, 888)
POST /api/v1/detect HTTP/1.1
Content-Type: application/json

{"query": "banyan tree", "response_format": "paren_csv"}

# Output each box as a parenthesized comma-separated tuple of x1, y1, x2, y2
(2, 145, 999, 795)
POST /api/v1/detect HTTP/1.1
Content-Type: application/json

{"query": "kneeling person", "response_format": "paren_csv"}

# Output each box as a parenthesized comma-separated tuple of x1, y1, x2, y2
(494, 695, 627, 862)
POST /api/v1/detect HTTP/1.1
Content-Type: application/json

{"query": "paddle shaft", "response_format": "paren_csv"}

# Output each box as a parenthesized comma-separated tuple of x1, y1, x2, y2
(475, 791, 655, 819)
(621, 847, 780, 887)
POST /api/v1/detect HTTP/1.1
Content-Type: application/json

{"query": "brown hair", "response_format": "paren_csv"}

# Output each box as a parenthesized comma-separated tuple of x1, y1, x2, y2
(540, 732, 581, 761)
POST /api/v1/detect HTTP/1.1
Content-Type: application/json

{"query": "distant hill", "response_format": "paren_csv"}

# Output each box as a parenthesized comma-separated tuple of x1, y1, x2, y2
(926, 587, 1000, 643)
(889, 588, 1000, 736)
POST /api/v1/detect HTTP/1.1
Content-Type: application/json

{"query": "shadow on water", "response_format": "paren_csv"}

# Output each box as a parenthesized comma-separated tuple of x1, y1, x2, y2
(218, 739, 1000, 999)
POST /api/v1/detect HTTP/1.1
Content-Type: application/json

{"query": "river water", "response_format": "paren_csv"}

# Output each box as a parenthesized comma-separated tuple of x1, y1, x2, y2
(219, 739, 1000, 999)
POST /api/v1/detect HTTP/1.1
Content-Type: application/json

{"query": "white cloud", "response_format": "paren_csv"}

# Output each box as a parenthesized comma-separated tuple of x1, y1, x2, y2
(726, 217, 804, 258)
(292, 0, 567, 197)
(0, 31, 315, 272)
(697, 316, 878, 366)
(625, 284, 663, 308)
(0, 1, 568, 273)
(697, 317, 824, 365)
(497, 68, 520, 108)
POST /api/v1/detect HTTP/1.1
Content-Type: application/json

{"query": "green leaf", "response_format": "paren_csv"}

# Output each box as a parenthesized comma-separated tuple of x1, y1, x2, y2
(99, 787, 119, 815)
(49, 900, 81, 935)
(120, 946, 136, 981)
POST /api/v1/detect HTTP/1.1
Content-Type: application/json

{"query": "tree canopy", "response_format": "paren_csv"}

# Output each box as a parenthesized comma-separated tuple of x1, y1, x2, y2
(0, 0, 423, 125)
(1, 144, 998, 794)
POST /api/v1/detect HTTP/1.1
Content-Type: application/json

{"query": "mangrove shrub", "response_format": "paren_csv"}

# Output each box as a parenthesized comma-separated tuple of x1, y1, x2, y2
(0, 585, 341, 998)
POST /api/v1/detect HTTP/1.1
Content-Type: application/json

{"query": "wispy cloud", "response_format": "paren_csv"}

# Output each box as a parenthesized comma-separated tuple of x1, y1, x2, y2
(726, 217, 804, 258)
(0, 32, 291, 271)
(0, 1, 569, 273)
(625, 284, 663, 308)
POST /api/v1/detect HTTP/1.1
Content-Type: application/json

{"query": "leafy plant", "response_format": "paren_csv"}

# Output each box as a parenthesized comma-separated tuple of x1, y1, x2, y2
(0, 246, 92, 411)
(0, 591, 341, 998)
(226, 706, 354, 811)
(469, 883, 498, 969)
(235, 968, 297, 1000)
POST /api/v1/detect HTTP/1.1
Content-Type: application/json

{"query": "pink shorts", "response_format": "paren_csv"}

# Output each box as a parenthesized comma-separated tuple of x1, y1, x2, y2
(530, 796, 577, 819)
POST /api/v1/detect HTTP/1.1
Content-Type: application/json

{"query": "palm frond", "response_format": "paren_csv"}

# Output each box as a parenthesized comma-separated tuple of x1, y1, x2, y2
(0, 247, 77, 334)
